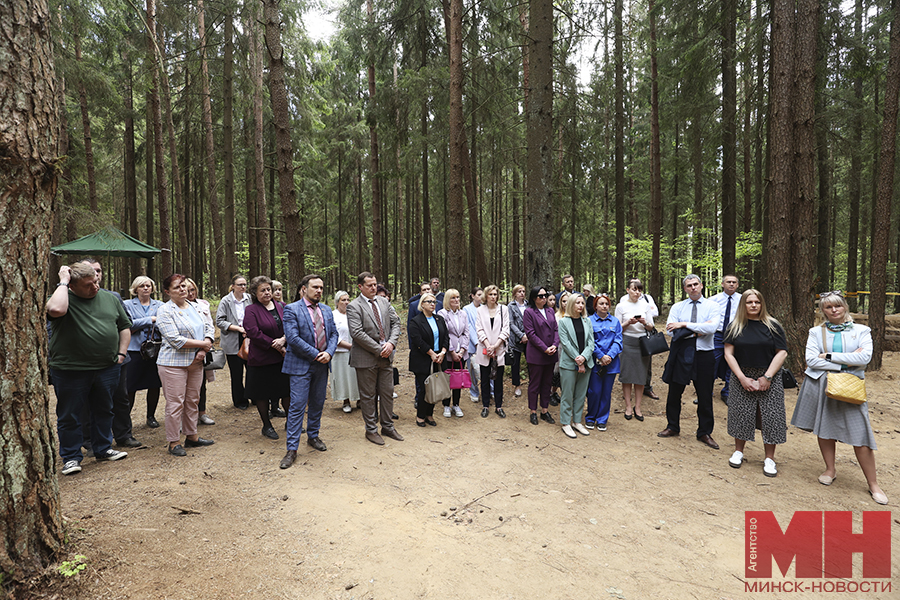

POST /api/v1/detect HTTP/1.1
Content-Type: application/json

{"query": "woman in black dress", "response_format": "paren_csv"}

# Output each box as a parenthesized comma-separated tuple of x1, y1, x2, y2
(722, 289, 788, 477)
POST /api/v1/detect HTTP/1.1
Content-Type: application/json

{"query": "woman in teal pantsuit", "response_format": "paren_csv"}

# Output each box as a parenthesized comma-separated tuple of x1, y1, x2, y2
(558, 293, 595, 439)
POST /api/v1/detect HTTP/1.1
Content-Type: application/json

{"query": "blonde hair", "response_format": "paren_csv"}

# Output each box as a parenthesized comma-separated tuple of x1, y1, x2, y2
(725, 289, 782, 338)
(511, 284, 525, 297)
(69, 262, 95, 281)
(565, 293, 587, 319)
(417, 292, 437, 312)
(129, 275, 156, 296)
(444, 288, 460, 305)
(556, 291, 570, 319)
(184, 277, 199, 295)
(482, 285, 500, 306)
(817, 293, 853, 325)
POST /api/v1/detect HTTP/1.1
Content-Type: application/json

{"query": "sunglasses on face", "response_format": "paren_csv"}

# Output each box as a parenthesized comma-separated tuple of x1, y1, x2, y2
(536, 293, 548, 298)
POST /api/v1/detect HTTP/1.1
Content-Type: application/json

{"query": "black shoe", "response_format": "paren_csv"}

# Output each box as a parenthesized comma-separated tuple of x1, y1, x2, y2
(549, 393, 561, 406)
(116, 437, 142, 448)
(269, 407, 286, 418)
(495, 408, 506, 418)
(540, 412, 555, 424)
(146, 417, 160, 428)
(307, 437, 327, 451)
(624, 411, 633, 421)
(391, 413, 399, 420)
(184, 437, 215, 447)
(168, 445, 186, 457)
(481, 407, 490, 418)
(235, 403, 250, 410)
(416, 419, 427, 427)
(634, 412, 644, 422)
(530, 413, 539, 425)
(261, 426, 279, 440)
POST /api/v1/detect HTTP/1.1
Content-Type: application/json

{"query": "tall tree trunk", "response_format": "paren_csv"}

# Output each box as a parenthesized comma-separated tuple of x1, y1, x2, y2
(144, 90, 155, 278)
(649, 0, 662, 297)
(0, 0, 64, 580)
(265, 0, 303, 285)
(721, 0, 737, 275)
(198, 0, 226, 291)
(74, 35, 97, 212)
(223, 9, 236, 279)
(613, 0, 625, 291)
(148, 0, 172, 275)
(367, 0, 383, 276)
(814, 6, 831, 293)
(159, 33, 187, 274)
(847, 0, 864, 309)
(124, 61, 140, 276)
(869, 0, 900, 370)
(249, 0, 269, 276)
(526, 0, 554, 289)
(446, 0, 466, 291)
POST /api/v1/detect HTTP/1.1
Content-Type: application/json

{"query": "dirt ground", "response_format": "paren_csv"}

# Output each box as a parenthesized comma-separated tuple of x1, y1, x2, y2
(48, 334, 900, 600)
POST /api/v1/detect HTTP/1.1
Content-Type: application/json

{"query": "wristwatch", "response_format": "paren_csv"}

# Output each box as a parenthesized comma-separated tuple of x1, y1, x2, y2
(825, 353, 832, 361)
(763, 374, 773, 382)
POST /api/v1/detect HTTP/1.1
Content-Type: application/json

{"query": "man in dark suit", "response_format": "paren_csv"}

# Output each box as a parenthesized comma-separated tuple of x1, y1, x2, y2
(347, 272, 403, 445)
(279, 274, 338, 469)
(407, 281, 442, 328)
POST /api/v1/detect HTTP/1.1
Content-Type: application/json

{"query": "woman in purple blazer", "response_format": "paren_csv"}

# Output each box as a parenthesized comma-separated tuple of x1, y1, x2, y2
(523, 286, 560, 425)
(437, 288, 469, 418)
(243, 276, 290, 440)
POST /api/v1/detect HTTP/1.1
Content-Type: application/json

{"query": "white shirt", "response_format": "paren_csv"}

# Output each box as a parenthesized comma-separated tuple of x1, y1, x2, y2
(333, 309, 351, 353)
(615, 296, 655, 338)
(666, 296, 720, 352)
(711, 291, 740, 333)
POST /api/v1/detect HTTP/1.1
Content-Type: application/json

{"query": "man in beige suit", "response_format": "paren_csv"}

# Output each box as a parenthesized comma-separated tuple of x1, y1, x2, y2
(347, 272, 403, 445)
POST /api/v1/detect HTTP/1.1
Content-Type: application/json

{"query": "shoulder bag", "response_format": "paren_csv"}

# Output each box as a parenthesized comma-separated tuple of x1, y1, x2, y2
(639, 328, 669, 357)
(237, 336, 250, 361)
(140, 325, 162, 362)
(425, 368, 451, 404)
(820, 325, 866, 404)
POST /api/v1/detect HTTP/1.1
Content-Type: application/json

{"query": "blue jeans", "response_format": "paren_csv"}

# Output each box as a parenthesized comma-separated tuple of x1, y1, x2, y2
(287, 362, 329, 450)
(52, 364, 121, 463)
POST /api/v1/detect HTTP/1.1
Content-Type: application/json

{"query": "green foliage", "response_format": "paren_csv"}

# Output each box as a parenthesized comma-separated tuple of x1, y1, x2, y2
(58, 555, 87, 577)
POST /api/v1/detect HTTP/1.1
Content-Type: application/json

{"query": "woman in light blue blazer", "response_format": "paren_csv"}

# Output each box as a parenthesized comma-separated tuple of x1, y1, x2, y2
(558, 293, 594, 438)
(124, 276, 164, 428)
(791, 292, 886, 504)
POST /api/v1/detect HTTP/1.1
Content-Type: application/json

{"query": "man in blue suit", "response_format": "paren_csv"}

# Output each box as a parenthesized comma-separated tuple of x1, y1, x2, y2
(280, 274, 338, 469)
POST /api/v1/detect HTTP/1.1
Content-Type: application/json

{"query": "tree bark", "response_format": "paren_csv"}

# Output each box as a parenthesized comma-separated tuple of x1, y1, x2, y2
(869, 0, 900, 370)
(123, 61, 140, 276)
(721, 0, 737, 275)
(265, 0, 304, 285)
(526, 0, 554, 289)
(847, 0, 864, 310)
(158, 31, 187, 275)
(223, 9, 236, 279)
(0, 0, 64, 581)
(198, 0, 226, 291)
(613, 0, 625, 290)
(446, 0, 466, 291)
(367, 0, 383, 277)
(649, 0, 662, 297)
(147, 0, 172, 275)
(249, 0, 269, 276)
(74, 35, 97, 212)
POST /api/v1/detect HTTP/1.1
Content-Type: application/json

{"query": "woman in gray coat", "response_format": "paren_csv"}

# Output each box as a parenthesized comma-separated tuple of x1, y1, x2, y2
(507, 284, 527, 398)
(216, 274, 252, 409)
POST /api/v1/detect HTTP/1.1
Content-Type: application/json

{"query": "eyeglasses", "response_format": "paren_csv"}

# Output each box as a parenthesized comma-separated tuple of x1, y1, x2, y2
(422, 300, 436, 304)
(536, 293, 548, 298)
(819, 290, 843, 299)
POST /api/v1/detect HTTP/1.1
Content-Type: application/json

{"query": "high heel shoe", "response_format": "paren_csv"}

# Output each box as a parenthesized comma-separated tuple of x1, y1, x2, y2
(634, 412, 644, 422)
(624, 411, 633, 421)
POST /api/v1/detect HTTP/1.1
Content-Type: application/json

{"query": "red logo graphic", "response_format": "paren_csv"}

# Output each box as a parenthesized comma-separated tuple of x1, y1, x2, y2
(745, 511, 891, 579)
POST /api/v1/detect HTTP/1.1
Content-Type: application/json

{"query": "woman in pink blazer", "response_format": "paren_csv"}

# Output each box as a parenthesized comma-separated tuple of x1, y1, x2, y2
(472, 285, 510, 419)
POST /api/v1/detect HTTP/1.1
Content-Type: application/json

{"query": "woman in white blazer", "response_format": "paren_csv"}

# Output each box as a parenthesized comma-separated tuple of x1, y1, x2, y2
(472, 285, 510, 419)
(790, 291, 886, 504)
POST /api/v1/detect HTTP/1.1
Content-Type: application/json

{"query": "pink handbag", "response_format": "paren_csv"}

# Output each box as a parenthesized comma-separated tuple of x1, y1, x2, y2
(447, 361, 472, 390)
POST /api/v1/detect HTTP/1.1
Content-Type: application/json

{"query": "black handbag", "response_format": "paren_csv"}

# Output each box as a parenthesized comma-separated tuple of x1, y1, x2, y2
(139, 326, 162, 362)
(639, 329, 669, 356)
(781, 368, 798, 389)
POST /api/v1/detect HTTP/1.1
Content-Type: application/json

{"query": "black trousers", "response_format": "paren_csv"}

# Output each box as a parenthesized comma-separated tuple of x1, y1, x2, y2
(480, 364, 504, 408)
(664, 350, 715, 437)
(226, 354, 248, 408)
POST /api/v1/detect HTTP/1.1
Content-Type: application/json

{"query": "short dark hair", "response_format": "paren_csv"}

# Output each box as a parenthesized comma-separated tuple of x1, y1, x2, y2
(248, 275, 272, 303)
(527, 285, 546, 308)
(562, 274, 573, 281)
(469, 286, 483, 298)
(162, 273, 187, 291)
(300, 274, 323, 289)
(357, 271, 376, 285)
(376, 284, 390, 299)
(626, 278, 644, 292)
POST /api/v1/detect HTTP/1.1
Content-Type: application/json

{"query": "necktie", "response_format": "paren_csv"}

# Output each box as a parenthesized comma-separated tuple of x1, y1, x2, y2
(312, 306, 326, 350)
(690, 300, 698, 323)
(723, 296, 732, 329)
(369, 299, 385, 342)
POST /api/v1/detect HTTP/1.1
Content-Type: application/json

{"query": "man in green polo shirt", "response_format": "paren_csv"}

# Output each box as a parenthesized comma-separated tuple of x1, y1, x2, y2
(47, 262, 132, 475)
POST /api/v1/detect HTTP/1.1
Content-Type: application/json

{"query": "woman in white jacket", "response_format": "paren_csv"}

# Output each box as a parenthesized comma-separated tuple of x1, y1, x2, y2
(790, 291, 886, 504)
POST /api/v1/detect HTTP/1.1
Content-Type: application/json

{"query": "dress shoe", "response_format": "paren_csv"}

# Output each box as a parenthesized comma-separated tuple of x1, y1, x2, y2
(540, 412, 555, 424)
(235, 403, 250, 410)
(729, 450, 744, 468)
(117, 437, 142, 448)
(280, 450, 297, 469)
(391, 413, 399, 420)
(416, 419, 427, 427)
(146, 417, 160, 428)
(657, 428, 679, 438)
(624, 411, 633, 421)
(307, 437, 327, 451)
(261, 426, 279, 440)
(481, 407, 490, 418)
(562, 424, 577, 439)
(366, 431, 385, 445)
(530, 413, 539, 425)
(184, 437, 215, 447)
(495, 408, 506, 418)
(342, 401, 352, 413)
(869, 488, 889, 505)
(549, 392, 561, 406)
(425, 418, 437, 427)
(817, 473, 836, 486)
(168, 445, 186, 457)
(269, 407, 286, 419)
(573, 423, 590, 436)
(198, 413, 216, 425)
(634, 412, 644, 422)
(381, 428, 404, 441)
(643, 387, 659, 400)
(763, 458, 777, 477)
(697, 434, 719, 449)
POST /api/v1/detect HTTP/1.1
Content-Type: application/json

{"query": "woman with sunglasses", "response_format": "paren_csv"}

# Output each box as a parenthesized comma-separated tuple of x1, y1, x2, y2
(408, 292, 449, 426)
(791, 291, 886, 504)
(523, 286, 560, 425)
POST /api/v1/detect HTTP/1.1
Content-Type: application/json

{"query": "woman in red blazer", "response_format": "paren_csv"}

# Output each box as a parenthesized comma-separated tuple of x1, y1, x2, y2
(523, 286, 560, 425)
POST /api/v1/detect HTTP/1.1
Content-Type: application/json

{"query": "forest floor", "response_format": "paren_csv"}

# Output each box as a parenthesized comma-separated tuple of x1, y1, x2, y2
(43, 328, 900, 600)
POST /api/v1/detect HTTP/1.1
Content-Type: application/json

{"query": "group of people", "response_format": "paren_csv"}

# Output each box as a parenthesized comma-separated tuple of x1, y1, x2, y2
(47, 263, 887, 505)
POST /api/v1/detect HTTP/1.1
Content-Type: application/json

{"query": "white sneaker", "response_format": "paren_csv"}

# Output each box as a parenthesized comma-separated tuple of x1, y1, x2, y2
(763, 458, 778, 477)
(470, 391, 480, 403)
(199, 413, 216, 425)
(572, 423, 590, 436)
(514, 388, 522, 397)
(584, 422, 595, 430)
(96, 449, 128, 462)
(597, 423, 607, 431)
(443, 406, 452, 418)
(62, 460, 82, 475)
(729, 451, 744, 469)
(561, 424, 577, 439)
(453, 405, 464, 418)
(392, 392, 398, 398)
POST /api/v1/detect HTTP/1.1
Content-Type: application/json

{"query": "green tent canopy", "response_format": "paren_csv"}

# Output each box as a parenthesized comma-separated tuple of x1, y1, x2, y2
(51, 226, 161, 259)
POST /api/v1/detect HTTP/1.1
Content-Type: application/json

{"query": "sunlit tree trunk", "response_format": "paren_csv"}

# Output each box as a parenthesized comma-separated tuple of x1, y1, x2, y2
(147, 0, 172, 275)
